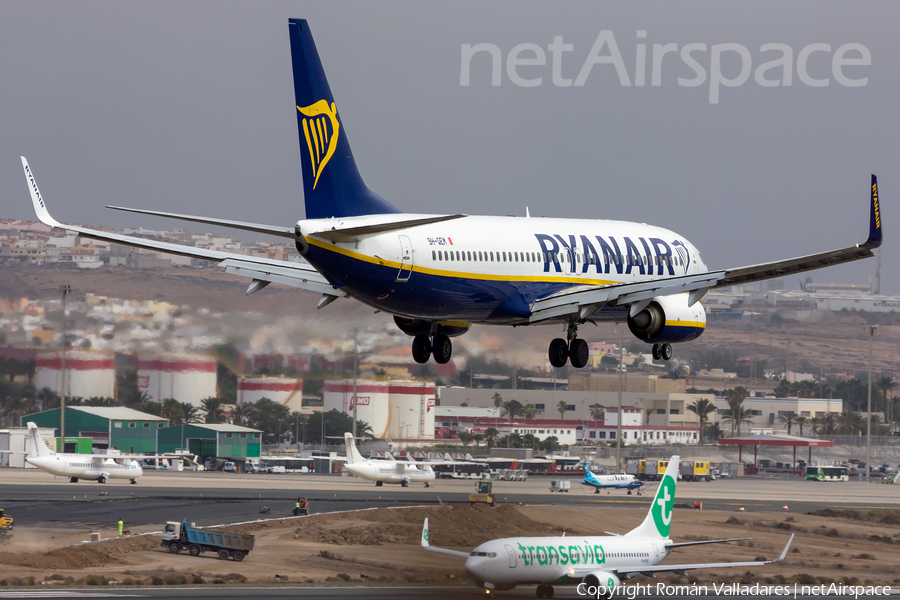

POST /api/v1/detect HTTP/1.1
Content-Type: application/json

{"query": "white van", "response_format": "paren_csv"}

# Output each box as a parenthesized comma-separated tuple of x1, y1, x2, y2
(223, 462, 237, 473)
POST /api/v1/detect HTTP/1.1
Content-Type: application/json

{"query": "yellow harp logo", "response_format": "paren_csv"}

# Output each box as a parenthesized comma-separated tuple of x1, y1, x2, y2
(298, 100, 340, 190)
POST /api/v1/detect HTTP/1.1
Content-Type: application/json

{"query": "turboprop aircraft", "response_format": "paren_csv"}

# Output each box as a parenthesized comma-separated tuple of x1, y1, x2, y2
(422, 456, 792, 598)
(581, 467, 644, 494)
(341, 432, 436, 487)
(19, 422, 144, 484)
(21, 19, 883, 370)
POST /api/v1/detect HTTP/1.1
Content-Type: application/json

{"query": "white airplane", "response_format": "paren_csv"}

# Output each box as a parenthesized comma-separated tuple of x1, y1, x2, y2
(19, 422, 144, 484)
(422, 456, 792, 598)
(21, 19, 883, 369)
(341, 432, 436, 487)
(581, 467, 644, 494)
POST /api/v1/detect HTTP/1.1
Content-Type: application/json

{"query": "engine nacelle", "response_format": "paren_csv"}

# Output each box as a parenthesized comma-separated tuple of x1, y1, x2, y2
(581, 571, 621, 598)
(393, 316, 470, 338)
(626, 293, 706, 344)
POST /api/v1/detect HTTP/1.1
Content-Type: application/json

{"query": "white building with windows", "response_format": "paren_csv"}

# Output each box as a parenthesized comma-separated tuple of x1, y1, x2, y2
(712, 397, 843, 432)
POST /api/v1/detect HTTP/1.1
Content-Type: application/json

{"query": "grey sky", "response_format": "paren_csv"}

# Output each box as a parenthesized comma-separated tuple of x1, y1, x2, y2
(2, 1, 897, 292)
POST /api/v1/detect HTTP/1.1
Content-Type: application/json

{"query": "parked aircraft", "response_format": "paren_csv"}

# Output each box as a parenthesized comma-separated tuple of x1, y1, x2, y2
(422, 456, 791, 598)
(21, 19, 883, 369)
(20, 422, 144, 484)
(341, 432, 436, 487)
(582, 467, 644, 494)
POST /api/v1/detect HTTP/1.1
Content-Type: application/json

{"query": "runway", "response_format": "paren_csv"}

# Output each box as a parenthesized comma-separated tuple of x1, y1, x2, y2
(1, 468, 897, 530)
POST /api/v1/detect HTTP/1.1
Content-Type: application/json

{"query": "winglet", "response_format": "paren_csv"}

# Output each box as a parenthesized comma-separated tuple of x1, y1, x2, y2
(772, 534, 794, 563)
(21, 157, 62, 229)
(864, 174, 882, 249)
(421, 518, 430, 548)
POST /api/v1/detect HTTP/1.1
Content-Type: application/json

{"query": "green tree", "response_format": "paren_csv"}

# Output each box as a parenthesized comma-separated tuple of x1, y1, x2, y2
(161, 398, 183, 426)
(484, 427, 499, 449)
(589, 403, 605, 421)
(492, 392, 503, 409)
(557, 400, 568, 420)
(776, 411, 799, 435)
(686, 398, 718, 444)
(181, 402, 200, 424)
(501, 399, 524, 419)
(522, 403, 538, 419)
(200, 397, 224, 424)
(795, 415, 808, 437)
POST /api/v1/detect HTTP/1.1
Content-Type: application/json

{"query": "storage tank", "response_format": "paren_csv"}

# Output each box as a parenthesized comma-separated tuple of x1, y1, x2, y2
(388, 381, 436, 440)
(137, 352, 217, 407)
(34, 350, 115, 399)
(324, 380, 391, 438)
(237, 377, 303, 411)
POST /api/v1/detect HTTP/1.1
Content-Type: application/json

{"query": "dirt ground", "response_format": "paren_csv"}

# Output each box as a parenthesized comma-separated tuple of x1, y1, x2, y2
(0, 503, 899, 588)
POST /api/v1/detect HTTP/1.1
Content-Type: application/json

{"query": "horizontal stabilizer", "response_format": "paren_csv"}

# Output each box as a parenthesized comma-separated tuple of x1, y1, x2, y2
(312, 214, 467, 242)
(106, 206, 295, 239)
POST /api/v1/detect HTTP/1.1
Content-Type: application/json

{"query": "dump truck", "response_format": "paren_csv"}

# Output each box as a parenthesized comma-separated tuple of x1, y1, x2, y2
(0, 509, 12, 531)
(681, 461, 713, 482)
(161, 520, 254, 561)
(469, 480, 495, 506)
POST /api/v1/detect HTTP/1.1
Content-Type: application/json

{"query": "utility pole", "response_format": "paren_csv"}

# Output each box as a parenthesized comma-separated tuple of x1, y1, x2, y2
(58, 284, 71, 451)
(866, 325, 877, 484)
(617, 328, 623, 474)
(352, 333, 359, 440)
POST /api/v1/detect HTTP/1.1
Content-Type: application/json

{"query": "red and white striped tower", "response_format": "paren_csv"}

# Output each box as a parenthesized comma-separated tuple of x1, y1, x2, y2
(137, 352, 217, 407)
(35, 350, 115, 399)
(237, 377, 303, 411)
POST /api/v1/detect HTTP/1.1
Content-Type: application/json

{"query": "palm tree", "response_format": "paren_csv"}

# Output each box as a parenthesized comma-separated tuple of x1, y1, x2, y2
(484, 427, 499, 449)
(795, 415, 808, 437)
(722, 407, 754, 437)
(819, 412, 839, 435)
(161, 398, 184, 426)
(667, 366, 686, 380)
(200, 397, 224, 424)
(522, 403, 538, 419)
(501, 399, 524, 419)
(492, 392, 503, 410)
(180, 402, 200, 424)
(557, 400, 567, 420)
(776, 411, 800, 435)
(876, 376, 897, 420)
(589, 403, 605, 421)
(686, 398, 718, 444)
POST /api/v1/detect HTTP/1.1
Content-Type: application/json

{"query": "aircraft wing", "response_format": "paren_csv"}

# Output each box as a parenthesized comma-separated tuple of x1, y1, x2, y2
(530, 176, 881, 324)
(21, 157, 335, 297)
(566, 534, 793, 579)
(420, 518, 470, 559)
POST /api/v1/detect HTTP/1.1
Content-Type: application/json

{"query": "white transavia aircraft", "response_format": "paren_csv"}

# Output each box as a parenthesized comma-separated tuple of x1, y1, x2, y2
(422, 456, 793, 598)
(21, 422, 144, 484)
(341, 432, 436, 487)
(20, 19, 883, 370)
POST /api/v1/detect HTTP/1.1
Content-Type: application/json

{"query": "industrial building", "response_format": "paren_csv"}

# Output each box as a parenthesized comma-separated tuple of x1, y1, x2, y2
(711, 396, 843, 432)
(20, 406, 168, 453)
(157, 423, 262, 461)
(237, 376, 303, 411)
(34, 350, 115, 399)
(137, 352, 217, 406)
(324, 380, 436, 439)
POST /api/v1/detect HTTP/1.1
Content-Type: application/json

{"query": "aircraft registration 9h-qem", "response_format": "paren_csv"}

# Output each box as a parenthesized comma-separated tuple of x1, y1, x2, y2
(422, 456, 793, 599)
(21, 20, 883, 369)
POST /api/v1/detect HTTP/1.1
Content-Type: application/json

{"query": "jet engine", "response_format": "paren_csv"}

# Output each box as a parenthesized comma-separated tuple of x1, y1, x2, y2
(294, 224, 309, 255)
(582, 571, 620, 599)
(393, 316, 470, 338)
(626, 293, 706, 344)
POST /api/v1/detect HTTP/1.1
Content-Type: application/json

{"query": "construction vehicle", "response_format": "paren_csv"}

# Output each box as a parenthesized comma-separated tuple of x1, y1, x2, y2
(681, 461, 714, 482)
(0, 509, 12, 530)
(294, 496, 310, 516)
(469, 480, 495, 506)
(161, 520, 254, 561)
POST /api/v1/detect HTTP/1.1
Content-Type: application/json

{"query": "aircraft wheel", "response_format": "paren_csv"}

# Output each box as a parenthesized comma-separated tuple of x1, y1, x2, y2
(546, 585, 555, 598)
(188, 545, 201, 557)
(401, 480, 409, 488)
(98, 476, 106, 484)
(375, 480, 383, 487)
(411, 334, 431, 364)
(432, 334, 452, 364)
(594, 488, 599, 494)
(69, 477, 78, 483)
(652, 344, 661, 360)
(130, 479, 137, 484)
(661, 343, 673, 361)
(168, 542, 181, 554)
(569, 338, 589, 369)
(536, 584, 549, 598)
(218, 548, 230, 560)
(232, 550, 244, 562)
(548, 338, 568, 368)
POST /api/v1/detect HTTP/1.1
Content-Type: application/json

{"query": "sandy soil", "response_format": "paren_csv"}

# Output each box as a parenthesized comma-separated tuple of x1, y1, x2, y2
(1, 503, 899, 589)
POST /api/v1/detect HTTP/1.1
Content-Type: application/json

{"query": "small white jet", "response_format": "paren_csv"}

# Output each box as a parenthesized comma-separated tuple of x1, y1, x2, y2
(341, 432, 436, 487)
(581, 467, 644, 494)
(422, 456, 792, 598)
(21, 422, 144, 484)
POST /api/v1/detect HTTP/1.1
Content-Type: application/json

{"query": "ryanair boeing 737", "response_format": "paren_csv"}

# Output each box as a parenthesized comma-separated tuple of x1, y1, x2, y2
(21, 20, 883, 368)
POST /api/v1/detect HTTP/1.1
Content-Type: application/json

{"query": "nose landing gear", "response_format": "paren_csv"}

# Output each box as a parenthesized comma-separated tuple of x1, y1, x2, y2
(651, 343, 673, 361)
(548, 323, 589, 369)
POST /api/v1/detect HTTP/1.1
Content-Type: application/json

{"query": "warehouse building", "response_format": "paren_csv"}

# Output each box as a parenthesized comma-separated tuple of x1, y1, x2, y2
(157, 423, 262, 462)
(20, 406, 168, 453)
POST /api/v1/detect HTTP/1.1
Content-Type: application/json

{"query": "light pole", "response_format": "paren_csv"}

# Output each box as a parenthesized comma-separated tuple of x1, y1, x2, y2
(616, 328, 624, 473)
(58, 284, 71, 450)
(352, 333, 359, 440)
(866, 325, 877, 483)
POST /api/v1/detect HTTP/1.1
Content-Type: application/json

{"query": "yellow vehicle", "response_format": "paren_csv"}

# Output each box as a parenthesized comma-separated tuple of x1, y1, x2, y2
(469, 480, 495, 507)
(681, 461, 713, 482)
(0, 509, 12, 531)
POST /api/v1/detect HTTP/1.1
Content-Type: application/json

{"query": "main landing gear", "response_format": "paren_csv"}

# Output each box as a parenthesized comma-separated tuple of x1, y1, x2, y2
(548, 323, 589, 369)
(652, 343, 673, 361)
(536, 583, 555, 598)
(411, 334, 452, 365)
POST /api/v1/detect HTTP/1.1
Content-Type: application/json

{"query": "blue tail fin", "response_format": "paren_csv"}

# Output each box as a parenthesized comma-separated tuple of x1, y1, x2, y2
(288, 19, 401, 219)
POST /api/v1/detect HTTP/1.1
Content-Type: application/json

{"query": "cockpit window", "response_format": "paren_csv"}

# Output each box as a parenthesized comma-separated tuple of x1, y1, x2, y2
(468, 551, 497, 558)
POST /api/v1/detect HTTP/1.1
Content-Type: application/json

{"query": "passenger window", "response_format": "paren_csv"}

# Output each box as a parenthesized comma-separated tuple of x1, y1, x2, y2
(467, 251, 472, 261)
(432, 250, 436, 260)
(490, 252, 494, 261)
